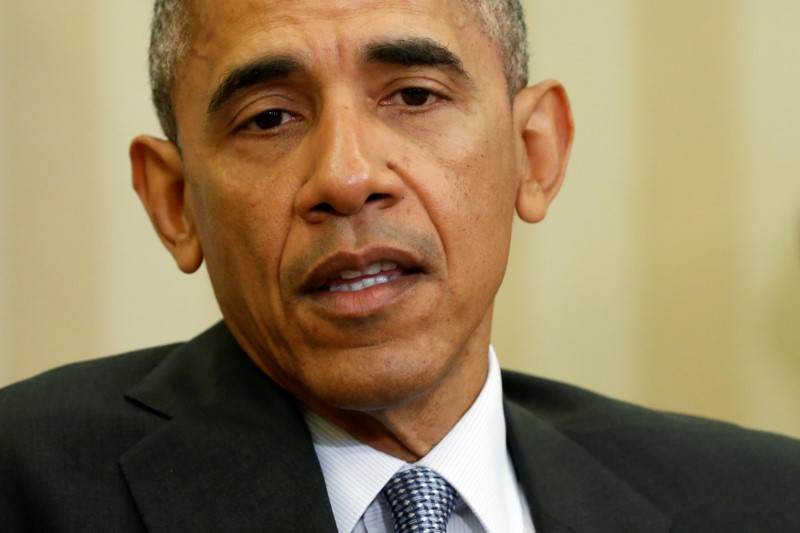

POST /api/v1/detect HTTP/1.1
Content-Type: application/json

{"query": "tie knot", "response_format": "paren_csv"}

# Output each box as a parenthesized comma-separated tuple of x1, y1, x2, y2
(381, 466, 458, 532)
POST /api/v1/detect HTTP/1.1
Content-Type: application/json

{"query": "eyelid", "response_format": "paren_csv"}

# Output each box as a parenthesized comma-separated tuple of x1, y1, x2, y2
(239, 109, 299, 133)
(379, 84, 451, 108)
(228, 93, 305, 134)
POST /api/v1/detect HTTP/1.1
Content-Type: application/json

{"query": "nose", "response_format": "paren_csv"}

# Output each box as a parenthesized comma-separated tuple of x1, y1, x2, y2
(294, 102, 403, 223)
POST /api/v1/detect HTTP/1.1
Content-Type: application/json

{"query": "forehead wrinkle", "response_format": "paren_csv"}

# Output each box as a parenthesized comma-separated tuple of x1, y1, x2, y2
(185, 0, 496, 132)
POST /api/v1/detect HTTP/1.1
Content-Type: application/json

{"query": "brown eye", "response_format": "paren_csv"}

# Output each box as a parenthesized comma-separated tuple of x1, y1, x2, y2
(399, 88, 433, 106)
(251, 110, 291, 130)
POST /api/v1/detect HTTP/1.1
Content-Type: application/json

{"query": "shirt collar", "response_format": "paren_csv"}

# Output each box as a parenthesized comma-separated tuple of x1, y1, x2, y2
(302, 409, 404, 532)
(302, 347, 522, 533)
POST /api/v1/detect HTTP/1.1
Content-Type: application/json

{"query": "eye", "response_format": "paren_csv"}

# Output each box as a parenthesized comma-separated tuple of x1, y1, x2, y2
(398, 88, 436, 106)
(244, 109, 296, 131)
(383, 87, 444, 108)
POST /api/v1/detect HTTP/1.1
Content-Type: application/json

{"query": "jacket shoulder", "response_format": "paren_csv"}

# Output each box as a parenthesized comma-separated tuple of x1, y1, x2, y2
(0, 344, 177, 417)
(502, 368, 800, 448)
(502, 370, 800, 529)
(0, 344, 180, 531)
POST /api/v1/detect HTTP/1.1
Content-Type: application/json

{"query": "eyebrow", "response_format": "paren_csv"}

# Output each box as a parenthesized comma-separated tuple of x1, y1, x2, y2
(206, 37, 471, 115)
(361, 37, 470, 80)
(208, 56, 302, 114)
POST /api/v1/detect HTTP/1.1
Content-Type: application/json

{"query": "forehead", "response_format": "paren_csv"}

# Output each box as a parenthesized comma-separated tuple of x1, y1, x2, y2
(188, 0, 477, 33)
(183, 0, 491, 72)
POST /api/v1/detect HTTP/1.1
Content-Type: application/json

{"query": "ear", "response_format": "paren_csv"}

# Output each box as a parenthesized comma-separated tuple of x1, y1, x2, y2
(130, 135, 203, 273)
(512, 80, 574, 223)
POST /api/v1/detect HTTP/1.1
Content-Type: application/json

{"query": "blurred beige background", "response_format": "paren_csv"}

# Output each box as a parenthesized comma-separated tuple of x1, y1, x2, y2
(1, 1, 798, 438)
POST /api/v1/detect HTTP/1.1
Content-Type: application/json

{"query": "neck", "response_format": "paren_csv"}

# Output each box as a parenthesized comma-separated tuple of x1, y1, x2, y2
(304, 326, 491, 462)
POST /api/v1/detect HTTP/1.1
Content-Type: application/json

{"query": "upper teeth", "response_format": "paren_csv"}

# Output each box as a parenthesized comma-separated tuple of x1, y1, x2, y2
(339, 261, 397, 280)
(329, 261, 399, 292)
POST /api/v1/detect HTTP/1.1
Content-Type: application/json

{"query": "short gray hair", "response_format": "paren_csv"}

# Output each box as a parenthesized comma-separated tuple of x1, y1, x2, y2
(148, 0, 528, 142)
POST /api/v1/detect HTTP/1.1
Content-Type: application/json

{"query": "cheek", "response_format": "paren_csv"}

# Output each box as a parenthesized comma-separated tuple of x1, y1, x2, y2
(421, 118, 519, 295)
(187, 160, 295, 294)
(414, 117, 518, 241)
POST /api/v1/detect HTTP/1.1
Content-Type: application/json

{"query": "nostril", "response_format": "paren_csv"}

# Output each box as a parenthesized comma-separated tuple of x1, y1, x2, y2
(366, 193, 390, 203)
(310, 203, 336, 214)
(303, 193, 395, 220)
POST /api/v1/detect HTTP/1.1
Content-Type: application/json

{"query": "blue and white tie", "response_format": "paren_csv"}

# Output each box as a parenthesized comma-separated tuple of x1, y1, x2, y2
(381, 466, 458, 532)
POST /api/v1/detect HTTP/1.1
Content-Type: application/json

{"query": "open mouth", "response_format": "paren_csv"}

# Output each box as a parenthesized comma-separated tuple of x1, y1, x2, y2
(302, 249, 426, 296)
(322, 261, 402, 292)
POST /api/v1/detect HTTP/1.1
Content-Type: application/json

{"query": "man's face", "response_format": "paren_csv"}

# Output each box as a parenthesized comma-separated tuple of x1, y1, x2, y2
(168, 0, 531, 411)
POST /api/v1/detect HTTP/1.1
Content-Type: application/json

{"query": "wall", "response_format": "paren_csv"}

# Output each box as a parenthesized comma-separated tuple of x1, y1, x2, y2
(1, 1, 798, 437)
(0, 0, 8, 381)
(495, 0, 800, 437)
(0, 0, 219, 383)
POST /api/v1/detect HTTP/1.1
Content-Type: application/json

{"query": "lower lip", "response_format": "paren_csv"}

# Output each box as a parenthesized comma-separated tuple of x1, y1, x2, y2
(307, 271, 419, 318)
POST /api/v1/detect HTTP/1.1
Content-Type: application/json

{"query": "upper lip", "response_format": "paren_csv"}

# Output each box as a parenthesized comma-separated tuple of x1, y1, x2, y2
(300, 246, 424, 293)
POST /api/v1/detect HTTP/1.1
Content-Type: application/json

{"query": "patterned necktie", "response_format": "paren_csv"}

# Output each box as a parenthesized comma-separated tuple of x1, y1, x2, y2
(381, 466, 458, 532)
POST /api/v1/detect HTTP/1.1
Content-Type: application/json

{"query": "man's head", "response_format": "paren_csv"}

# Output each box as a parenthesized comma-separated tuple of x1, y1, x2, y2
(149, 0, 529, 143)
(131, 0, 572, 452)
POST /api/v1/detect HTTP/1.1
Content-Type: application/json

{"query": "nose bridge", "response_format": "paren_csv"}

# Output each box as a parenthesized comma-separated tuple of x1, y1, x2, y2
(295, 88, 400, 220)
(318, 96, 371, 182)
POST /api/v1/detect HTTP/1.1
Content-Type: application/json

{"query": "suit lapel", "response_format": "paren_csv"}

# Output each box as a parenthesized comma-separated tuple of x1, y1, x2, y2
(119, 323, 670, 532)
(119, 323, 337, 533)
(504, 399, 671, 532)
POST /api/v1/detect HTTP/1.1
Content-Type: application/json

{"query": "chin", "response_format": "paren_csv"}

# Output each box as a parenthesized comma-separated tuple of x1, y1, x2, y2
(303, 356, 444, 412)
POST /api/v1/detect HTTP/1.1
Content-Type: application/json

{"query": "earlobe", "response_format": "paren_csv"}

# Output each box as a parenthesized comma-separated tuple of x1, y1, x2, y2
(130, 135, 204, 273)
(512, 80, 574, 223)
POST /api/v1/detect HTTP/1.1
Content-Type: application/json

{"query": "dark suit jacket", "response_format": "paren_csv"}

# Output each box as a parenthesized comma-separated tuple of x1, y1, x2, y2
(2, 322, 799, 532)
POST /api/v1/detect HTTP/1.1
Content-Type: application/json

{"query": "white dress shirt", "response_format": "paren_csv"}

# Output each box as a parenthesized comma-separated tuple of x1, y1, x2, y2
(302, 347, 536, 533)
